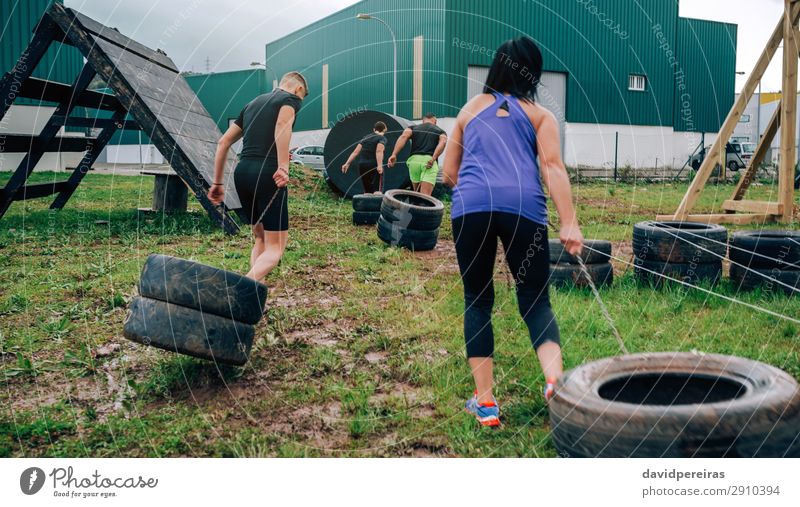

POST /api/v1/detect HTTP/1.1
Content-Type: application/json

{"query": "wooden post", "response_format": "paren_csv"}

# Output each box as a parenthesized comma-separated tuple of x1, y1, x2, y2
(780, 0, 799, 222)
(729, 101, 781, 202)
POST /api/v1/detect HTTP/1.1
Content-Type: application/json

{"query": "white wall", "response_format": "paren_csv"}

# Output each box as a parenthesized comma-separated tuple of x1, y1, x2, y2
(102, 145, 165, 165)
(0, 105, 86, 172)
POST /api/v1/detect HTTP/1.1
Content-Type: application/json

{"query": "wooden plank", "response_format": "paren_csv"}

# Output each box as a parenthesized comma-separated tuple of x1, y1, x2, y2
(656, 213, 778, 225)
(779, 1, 799, 223)
(0, 135, 96, 153)
(730, 100, 781, 202)
(722, 199, 783, 214)
(5, 181, 70, 201)
(673, 3, 800, 219)
(49, 3, 178, 73)
(0, 64, 96, 219)
(51, 110, 127, 210)
(18, 77, 122, 111)
(62, 117, 139, 130)
(0, 16, 59, 120)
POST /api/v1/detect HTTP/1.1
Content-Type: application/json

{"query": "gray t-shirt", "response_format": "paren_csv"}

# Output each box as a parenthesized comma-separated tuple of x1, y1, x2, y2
(234, 89, 302, 164)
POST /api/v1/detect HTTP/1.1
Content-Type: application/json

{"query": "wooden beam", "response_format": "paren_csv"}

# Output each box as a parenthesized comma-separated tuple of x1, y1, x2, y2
(779, 0, 799, 223)
(656, 213, 778, 225)
(0, 135, 97, 153)
(18, 77, 122, 111)
(722, 199, 784, 214)
(730, 100, 781, 202)
(673, 3, 800, 219)
(61, 116, 139, 130)
(1, 181, 70, 202)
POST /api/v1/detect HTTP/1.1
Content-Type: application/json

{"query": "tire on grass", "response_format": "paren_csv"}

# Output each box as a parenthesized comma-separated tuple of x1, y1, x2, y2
(729, 263, 800, 295)
(549, 352, 800, 457)
(138, 254, 268, 325)
(633, 258, 722, 286)
(123, 296, 254, 366)
(352, 210, 380, 226)
(729, 230, 800, 270)
(352, 193, 383, 212)
(633, 221, 727, 263)
(377, 215, 438, 251)
(549, 262, 613, 289)
(380, 189, 444, 231)
(549, 239, 612, 264)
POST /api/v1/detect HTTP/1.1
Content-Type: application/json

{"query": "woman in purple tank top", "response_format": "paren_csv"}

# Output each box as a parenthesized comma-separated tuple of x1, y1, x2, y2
(443, 37, 584, 427)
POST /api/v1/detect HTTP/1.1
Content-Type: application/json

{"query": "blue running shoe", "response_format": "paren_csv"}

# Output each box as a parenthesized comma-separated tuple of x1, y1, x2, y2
(465, 391, 500, 427)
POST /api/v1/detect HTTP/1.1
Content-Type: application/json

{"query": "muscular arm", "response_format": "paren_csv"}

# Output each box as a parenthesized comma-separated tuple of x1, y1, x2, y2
(213, 124, 243, 185)
(428, 133, 448, 167)
(275, 105, 295, 170)
(389, 128, 413, 162)
(375, 143, 385, 173)
(344, 144, 362, 166)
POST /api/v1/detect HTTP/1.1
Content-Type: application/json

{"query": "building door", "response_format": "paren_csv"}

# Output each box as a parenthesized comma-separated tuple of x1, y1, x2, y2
(467, 66, 566, 154)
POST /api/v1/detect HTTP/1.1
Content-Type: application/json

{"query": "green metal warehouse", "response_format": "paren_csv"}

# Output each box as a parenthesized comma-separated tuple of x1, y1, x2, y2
(265, 0, 738, 171)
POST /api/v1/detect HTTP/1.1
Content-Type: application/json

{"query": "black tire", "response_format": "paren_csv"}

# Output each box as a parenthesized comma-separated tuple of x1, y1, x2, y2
(633, 221, 727, 263)
(352, 193, 383, 212)
(729, 230, 800, 269)
(634, 258, 722, 286)
(728, 160, 739, 173)
(352, 210, 380, 226)
(138, 254, 268, 325)
(549, 352, 800, 457)
(376, 215, 438, 251)
(549, 262, 613, 289)
(730, 263, 800, 295)
(691, 160, 700, 171)
(380, 189, 444, 231)
(549, 239, 612, 264)
(123, 297, 254, 366)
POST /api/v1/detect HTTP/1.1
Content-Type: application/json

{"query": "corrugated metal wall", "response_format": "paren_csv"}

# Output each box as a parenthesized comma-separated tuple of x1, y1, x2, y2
(674, 17, 737, 133)
(445, 0, 679, 126)
(185, 69, 268, 132)
(265, 0, 447, 131)
(1, 0, 84, 96)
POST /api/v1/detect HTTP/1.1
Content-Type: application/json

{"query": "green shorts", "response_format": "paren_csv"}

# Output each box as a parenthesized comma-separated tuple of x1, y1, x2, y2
(407, 154, 439, 185)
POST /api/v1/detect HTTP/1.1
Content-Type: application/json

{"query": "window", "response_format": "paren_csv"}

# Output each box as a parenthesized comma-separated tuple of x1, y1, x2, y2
(628, 74, 646, 92)
(739, 114, 751, 123)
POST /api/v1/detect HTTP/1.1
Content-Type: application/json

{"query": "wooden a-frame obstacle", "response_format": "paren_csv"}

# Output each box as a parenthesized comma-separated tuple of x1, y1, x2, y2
(659, 0, 800, 225)
(0, 4, 241, 233)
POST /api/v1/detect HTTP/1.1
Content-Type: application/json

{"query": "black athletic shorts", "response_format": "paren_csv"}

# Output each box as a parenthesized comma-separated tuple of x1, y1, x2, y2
(233, 157, 289, 231)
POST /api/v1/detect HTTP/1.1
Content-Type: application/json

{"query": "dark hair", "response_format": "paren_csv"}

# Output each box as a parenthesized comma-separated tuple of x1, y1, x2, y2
(423, 112, 436, 120)
(374, 121, 387, 132)
(483, 37, 543, 102)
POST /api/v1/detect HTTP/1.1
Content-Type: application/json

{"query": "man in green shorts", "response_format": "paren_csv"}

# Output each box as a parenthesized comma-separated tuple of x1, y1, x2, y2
(387, 112, 447, 195)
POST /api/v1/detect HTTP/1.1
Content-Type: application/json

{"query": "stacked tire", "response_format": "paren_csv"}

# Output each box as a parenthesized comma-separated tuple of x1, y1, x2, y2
(549, 240, 613, 288)
(377, 190, 443, 251)
(352, 193, 382, 225)
(633, 221, 727, 286)
(729, 230, 800, 295)
(123, 254, 268, 366)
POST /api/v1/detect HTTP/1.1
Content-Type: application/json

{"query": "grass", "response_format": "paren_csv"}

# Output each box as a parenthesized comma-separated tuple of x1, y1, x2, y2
(1, 168, 798, 457)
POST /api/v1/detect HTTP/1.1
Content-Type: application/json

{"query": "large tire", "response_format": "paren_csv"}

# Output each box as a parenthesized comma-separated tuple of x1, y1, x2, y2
(138, 254, 268, 325)
(729, 230, 800, 270)
(123, 297, 254, 366)
(549, 262, 613, 289)
(634, 258, 722, 286)
(352, 193, 383, 212)
(380, 190, 444, 231)
(549, 239, 612, 265)
(377, 215, 438, 251)
(549, 352, 800, 457)
(352, 210, 380, 226)
(730, 263, 800, 295)
(633, 221, 727, 263)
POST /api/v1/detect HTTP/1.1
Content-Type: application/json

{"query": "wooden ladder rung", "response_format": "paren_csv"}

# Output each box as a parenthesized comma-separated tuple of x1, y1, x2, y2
(722, 199, 784, 214)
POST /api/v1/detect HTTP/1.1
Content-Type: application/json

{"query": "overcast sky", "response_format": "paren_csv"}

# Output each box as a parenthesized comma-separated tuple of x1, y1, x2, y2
(63, 0, 787, 92)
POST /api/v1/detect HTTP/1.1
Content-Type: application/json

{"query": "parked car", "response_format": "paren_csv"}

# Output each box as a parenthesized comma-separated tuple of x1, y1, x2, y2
(289, 145, 324, 171)
(689, 142, 752, 173)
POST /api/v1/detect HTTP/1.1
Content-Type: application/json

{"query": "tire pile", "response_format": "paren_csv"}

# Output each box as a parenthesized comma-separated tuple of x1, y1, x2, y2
(633, 221, 727, 286)
(729, 230, 800, 295)
(123, 254, 268, 366)
(377, 189, 443, 251)
(351, 193, 383, 225)
(549, 240, 613, 288)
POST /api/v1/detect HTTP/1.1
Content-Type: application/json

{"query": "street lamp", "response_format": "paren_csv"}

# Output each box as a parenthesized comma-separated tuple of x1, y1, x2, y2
(356, 13, 397, 116)
(251, 61, 277, 90)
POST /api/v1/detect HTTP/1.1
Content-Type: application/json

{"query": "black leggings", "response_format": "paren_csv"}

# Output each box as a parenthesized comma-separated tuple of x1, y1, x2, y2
(452, 212, 560, 358)
(358, 162, 381, 193)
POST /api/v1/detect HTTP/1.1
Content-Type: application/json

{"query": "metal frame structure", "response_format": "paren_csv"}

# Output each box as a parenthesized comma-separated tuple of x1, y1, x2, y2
(0, 4, 241, 233)
(659, 0, 799, 225)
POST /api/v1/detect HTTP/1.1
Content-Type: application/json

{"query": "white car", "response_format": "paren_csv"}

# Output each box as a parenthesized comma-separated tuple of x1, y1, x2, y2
(290, 145, 324, 171)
